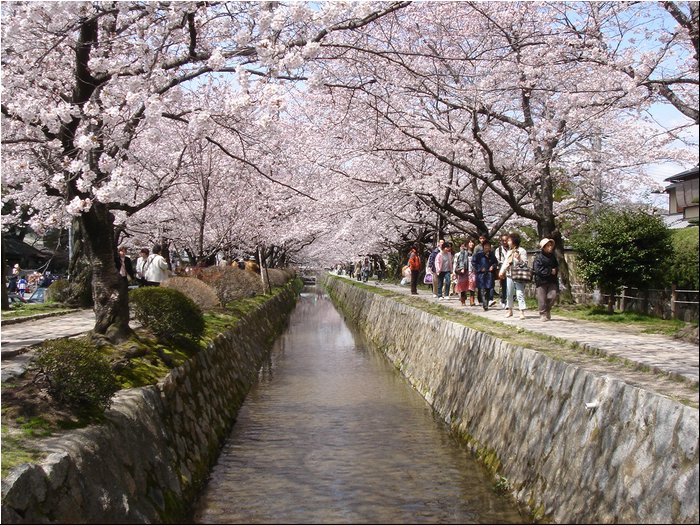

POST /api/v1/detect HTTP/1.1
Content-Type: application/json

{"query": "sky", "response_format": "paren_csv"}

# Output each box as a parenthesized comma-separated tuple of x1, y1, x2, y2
(643, 98, 698, 209)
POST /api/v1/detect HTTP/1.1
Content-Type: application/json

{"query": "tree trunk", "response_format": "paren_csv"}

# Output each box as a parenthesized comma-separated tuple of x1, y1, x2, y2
(80, 202, 132, 343)
(534, 163, 574, 303)
(607, 288, 616, 313)
(553, 238, 574, 303)
(1, 242, 9, 311)
(66, 219, 94, 308)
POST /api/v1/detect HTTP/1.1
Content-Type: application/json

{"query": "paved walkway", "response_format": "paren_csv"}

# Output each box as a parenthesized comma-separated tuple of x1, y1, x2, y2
(1, 309, 97, 382)
(351, 278, 699, 387)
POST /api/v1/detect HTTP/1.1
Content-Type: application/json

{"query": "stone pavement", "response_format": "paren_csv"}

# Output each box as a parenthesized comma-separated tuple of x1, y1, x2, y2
(355, 278, 699, 387)
(1, 309, 97, 382)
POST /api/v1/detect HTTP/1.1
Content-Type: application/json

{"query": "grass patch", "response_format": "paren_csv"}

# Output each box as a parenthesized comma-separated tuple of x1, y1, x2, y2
(109, 333, 200, 389)
(0, 427, 47, 478)
(225, 293, 271, 318)
(553, 304, 693, 337)
(1, 303, 76, 320)
(15, 416, 54, 438)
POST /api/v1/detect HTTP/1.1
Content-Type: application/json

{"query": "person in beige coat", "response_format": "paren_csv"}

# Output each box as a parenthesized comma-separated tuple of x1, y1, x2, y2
(498, 233, 528, 319)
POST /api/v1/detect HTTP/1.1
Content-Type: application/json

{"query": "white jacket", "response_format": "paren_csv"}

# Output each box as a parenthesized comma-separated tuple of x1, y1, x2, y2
(143, 254, 170, 283)
(499, 247, 527, 277)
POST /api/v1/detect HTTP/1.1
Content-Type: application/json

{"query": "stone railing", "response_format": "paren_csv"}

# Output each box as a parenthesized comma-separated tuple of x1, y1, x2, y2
(1, 282, 299, 524)
(324, 275, 699, 524)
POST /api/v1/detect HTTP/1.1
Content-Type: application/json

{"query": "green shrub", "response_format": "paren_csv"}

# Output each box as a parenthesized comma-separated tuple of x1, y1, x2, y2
(161, 276, 221, 310)
(46, 279, 70, 303)
(35, 338, 118, 412)
(570, 208, 672, 311)
(129, 286, 205, 341)
(668, 226, 699, 289)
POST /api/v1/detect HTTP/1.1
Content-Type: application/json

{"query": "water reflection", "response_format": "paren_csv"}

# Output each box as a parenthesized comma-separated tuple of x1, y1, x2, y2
(192, 287, 526, 524)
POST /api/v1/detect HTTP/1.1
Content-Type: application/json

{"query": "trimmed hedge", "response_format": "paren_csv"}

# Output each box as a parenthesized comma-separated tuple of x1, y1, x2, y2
(129, 287, 205, 342)
(161, 277, 221, 310)
(36, 338, 118, 412)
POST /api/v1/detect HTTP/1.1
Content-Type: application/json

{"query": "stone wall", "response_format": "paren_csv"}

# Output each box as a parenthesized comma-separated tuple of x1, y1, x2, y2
(324, 276, 699, 524)
(1, 284, 299, 524)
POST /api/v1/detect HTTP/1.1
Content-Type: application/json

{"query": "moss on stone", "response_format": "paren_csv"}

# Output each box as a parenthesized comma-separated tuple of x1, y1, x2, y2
(325, 275, 699, 408)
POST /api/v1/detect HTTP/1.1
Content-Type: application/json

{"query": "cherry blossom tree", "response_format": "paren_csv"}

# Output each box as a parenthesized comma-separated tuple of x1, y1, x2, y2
(2, 1, 697, 323)
(559, 1, 698, 126)
(289, 1, 698, 291)
(1, 1, 410, 341)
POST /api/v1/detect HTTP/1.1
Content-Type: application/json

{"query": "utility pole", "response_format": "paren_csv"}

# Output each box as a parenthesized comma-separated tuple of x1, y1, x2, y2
(592, 132, 603, 212)
(258, 245, 272, 295)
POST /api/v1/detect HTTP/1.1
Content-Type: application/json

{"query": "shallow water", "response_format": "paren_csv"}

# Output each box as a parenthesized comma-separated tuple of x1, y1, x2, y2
(191, 288, 526, 524)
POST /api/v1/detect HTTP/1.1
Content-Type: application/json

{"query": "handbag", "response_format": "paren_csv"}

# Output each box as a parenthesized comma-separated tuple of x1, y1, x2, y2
(511, 261, 533, 283)
(423, 272, 433, 284)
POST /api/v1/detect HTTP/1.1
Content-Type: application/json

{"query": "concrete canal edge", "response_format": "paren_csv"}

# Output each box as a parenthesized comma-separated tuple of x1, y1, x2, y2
(1, 282, 300, 524)
(324, 275, 699, 524)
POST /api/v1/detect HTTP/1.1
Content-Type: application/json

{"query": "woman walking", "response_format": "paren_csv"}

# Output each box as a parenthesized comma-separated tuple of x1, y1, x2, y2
(472, 240, 498, 310)
(533, 238, 559, 321)
(434, 242, 453, 300)
(453, 241, 471, 305)
(498, 233, 528, 319)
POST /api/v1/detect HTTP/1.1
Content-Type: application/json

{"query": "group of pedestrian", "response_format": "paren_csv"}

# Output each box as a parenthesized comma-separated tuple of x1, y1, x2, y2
(335, 256, 385, 282)
(116, 244, 170, 288)
(417, 232, 560, 321)
(116, 246, 266, 287)
(6, 264, 56, 299)
(352, 257, 373, 282)
(7, 264, 27, 297)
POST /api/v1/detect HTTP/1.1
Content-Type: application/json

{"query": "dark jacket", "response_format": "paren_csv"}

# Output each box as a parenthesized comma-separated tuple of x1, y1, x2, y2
(427, 248, 440, 273)
(533, 251, 559, 287)
(472, 250, 498, 289)
(115, 255, 135, 280)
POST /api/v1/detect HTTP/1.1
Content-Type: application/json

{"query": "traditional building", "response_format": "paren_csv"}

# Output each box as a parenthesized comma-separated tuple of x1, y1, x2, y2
(663, 165, 699, 228)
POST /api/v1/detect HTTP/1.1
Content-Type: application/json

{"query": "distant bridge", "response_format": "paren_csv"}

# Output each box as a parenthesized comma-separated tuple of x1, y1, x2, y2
(301, 274, 317, 285)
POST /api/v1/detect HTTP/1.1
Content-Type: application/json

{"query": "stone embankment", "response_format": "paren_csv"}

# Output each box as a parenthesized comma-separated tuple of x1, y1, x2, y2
(324, 276, 699, 524)
(1, 283, 299, 524)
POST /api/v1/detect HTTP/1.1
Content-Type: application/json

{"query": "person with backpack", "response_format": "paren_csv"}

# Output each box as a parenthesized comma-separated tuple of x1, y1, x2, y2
(427, 239, 444, 297)
(408, 245, 422, 295)
(143, 244, 170, 286)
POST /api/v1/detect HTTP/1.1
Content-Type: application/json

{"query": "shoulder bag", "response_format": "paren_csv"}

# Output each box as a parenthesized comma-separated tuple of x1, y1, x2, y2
(511, 260, 533, 283)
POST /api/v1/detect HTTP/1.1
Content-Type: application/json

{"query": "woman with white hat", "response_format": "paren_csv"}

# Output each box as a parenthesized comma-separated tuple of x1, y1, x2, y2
(532, 238, 559, 321)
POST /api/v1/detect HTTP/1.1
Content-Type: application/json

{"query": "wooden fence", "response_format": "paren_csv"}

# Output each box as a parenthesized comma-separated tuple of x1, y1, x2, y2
(552, 250, 699, 322)
(567, 284, 698, 322)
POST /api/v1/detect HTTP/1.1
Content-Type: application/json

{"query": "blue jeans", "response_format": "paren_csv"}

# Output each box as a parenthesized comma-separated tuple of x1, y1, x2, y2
(437, 272, 451, 298)
(506, 277, 527, 311)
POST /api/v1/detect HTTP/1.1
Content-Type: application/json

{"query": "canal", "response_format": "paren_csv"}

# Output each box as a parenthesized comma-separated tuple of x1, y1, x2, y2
(191, 287, 527, 523)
